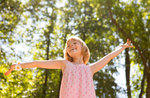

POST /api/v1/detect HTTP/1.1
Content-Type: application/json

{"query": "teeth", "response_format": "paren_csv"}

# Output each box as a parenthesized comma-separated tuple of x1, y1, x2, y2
(72, 48, 76, 50)
(71, 48, 77, 51)
(73, 49, 77, 52)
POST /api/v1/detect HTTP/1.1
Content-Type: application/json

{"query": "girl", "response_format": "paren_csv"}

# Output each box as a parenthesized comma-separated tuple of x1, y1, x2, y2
(5, 36, 133, 98)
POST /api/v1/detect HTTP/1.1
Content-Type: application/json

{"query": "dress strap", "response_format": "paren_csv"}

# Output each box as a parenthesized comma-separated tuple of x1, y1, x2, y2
(62, 60, 70, 74)
(66, 60, 70, 66)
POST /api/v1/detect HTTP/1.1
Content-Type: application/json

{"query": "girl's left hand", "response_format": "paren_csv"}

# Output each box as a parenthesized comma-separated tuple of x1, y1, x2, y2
(4, 64, 16, 76)
(120, 39, 133, 48)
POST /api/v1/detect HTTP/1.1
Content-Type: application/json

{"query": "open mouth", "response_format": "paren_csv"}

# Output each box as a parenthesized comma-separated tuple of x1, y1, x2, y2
(71, 48, 77, 51)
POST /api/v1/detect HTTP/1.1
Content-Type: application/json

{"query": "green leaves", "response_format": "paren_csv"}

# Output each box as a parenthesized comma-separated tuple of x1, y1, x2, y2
(0, 0, 149, 97)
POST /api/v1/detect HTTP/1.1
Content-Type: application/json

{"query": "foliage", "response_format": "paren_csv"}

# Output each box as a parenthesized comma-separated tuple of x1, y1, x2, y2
(0, 0, 149, 97)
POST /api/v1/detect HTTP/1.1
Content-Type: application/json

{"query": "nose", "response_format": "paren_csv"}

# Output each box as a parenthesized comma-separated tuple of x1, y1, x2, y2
(70, 43, 75, 48)
(70, 43, 74, 47)
(71, 43, 74, 46)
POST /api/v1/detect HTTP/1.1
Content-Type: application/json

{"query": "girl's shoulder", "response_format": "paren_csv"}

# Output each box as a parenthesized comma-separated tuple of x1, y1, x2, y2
(61, 60, 71, 72)
(62, 60, 70, 65)
(61, 60, 76, 73)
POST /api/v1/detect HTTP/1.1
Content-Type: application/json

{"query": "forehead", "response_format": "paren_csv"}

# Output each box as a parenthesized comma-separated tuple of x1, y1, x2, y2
(67, 39, 80, 45)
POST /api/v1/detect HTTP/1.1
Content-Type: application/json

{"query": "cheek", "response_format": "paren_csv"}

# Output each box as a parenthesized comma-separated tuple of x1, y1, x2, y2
(67, 49, 70, 53)
(79, 47, 83, 53)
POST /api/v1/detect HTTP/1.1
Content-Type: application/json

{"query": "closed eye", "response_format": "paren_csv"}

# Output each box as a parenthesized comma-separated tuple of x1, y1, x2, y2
(67, 42, 77, 48)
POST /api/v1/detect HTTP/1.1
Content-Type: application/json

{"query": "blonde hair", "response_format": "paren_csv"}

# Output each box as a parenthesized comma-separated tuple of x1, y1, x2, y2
(63, 36, 90, 65)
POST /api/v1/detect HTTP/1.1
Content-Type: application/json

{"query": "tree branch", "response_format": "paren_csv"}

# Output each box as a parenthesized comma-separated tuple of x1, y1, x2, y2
(107, 5, 149, 72)
(107, 5, 149, 97)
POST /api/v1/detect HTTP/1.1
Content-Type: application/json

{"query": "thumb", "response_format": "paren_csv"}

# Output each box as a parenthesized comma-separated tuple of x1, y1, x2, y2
(129, 46, 134, 48)
(4, 71, 11, 76)
(10, 64, 16, 71)
(5, 64, 16, 76)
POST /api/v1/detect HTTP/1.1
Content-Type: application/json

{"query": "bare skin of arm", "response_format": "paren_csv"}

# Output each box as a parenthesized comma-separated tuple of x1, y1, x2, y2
(90, 39, 133, 76)
(4, 59, 67, 76)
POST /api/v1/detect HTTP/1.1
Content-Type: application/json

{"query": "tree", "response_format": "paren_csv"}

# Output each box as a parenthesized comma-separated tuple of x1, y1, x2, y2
(90, 0, 150, 97)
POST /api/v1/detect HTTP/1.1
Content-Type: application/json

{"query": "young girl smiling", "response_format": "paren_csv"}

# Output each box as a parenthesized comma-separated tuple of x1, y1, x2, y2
(5, 36, 133, 98)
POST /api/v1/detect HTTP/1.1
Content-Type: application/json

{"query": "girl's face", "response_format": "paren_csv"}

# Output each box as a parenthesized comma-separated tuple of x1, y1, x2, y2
(66, 40, 82, 58)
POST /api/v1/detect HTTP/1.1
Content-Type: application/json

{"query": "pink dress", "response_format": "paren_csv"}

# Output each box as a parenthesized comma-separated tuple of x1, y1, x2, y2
(60, 61, 96, 98)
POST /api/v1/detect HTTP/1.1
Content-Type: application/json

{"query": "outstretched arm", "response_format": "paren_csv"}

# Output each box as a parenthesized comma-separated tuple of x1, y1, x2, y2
(90, 39, 133, 75)
(4, 59, 67, 76)
(21, 59, 66, 69)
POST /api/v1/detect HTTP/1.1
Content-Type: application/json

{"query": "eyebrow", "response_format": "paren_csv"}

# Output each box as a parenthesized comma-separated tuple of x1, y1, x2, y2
(67, 41, 78, 46)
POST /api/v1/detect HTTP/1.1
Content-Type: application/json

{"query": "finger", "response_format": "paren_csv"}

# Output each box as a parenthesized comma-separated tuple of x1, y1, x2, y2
(129, 40, 132, 44)
(128, 40, 131, 45)
(127, 40, 129, 45)
(7, 71, 11, 75)
(5, 70, 11, 75)
(128, 39, 131, 43)
(5, 73, 9, 76)
(7, 68, 12, 72)
(4, 72, 9, 76)
(10, 65, 15, 71)
(4, 72, 7, 75)
(129, 40, 131, 43)
(129, 46, 133, 48)
(120, 45, 125, 47)
(127, 39, 129, 43)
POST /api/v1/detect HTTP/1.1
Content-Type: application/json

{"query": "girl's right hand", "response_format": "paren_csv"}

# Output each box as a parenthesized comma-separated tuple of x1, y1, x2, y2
(4, 64, 16, 76)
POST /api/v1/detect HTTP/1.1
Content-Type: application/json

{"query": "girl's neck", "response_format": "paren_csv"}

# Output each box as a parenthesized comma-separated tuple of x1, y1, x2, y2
(72, 55, 84, 64)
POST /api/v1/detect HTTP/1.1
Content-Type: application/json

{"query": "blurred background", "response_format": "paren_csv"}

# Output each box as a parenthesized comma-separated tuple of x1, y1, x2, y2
(0, 0, 149, 98)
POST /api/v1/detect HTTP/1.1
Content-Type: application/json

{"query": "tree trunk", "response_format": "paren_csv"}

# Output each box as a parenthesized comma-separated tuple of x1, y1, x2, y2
(42, 32, 51, 98)
(107, 5, 149, 98)
(146, 68, 150, 98)
(125, 48, 131, 98)
(139, 67, 146, 98)
(58, 32, 68, 97)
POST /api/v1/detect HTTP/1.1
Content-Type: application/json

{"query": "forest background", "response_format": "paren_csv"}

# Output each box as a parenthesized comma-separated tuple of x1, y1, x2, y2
(0, 0, 149, 98)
